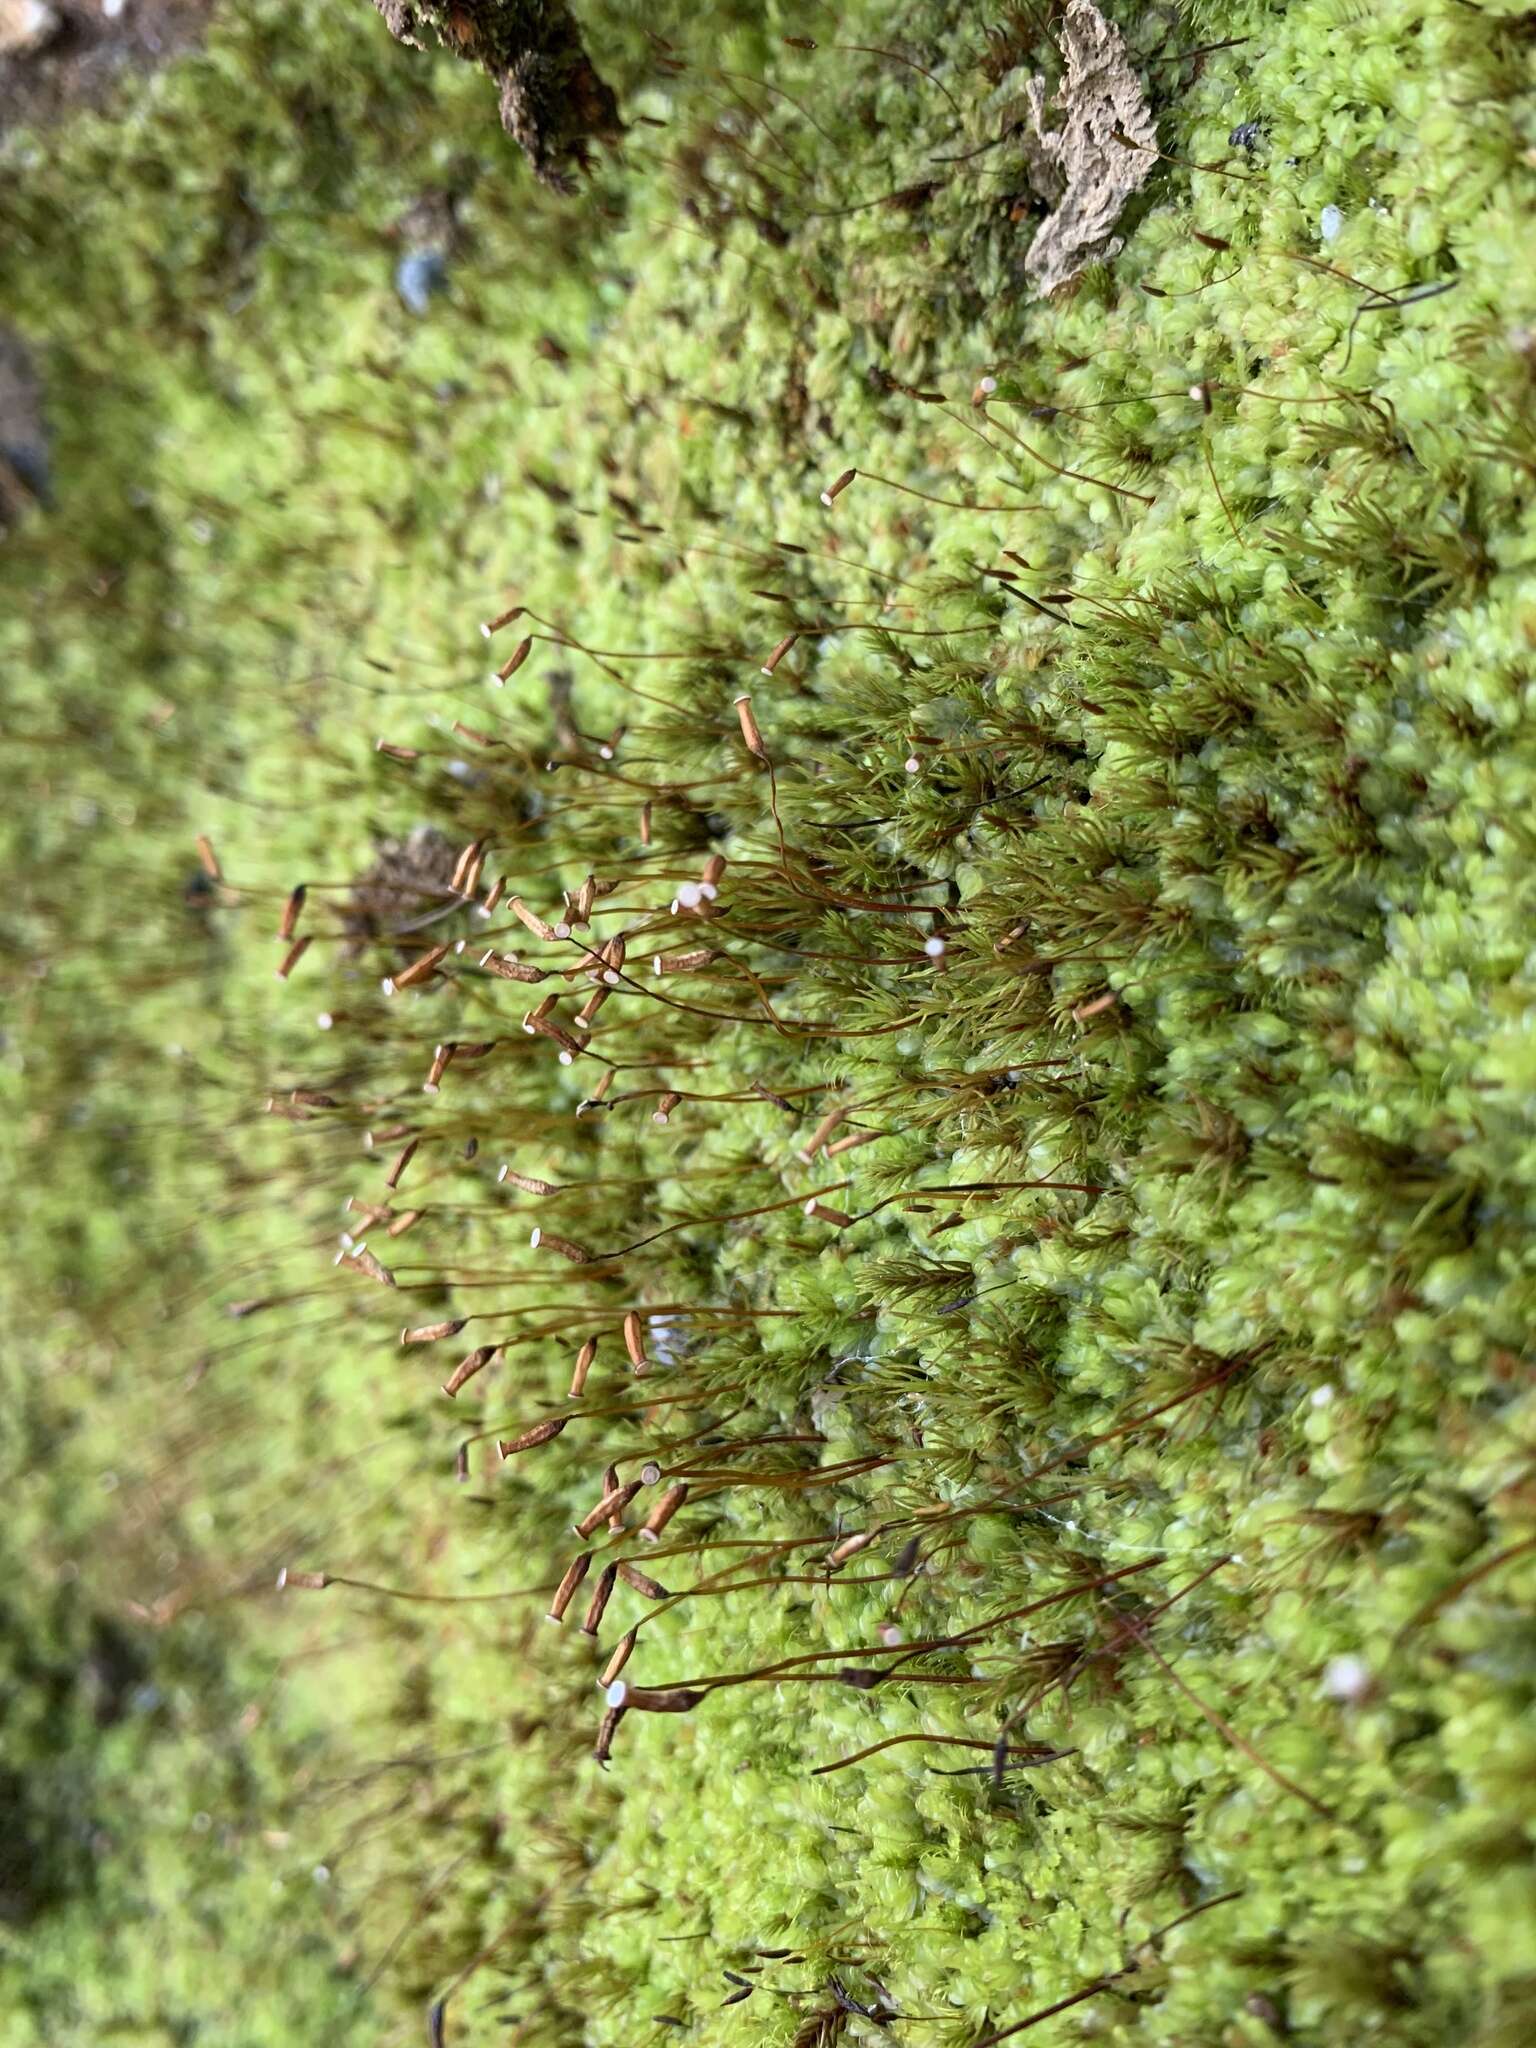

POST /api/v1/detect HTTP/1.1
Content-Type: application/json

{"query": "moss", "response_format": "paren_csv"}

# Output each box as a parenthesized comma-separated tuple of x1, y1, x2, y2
(3, 0, 1535, 2042)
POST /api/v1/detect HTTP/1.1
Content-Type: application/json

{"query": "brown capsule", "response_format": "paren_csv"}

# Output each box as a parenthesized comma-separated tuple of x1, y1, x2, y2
(498, 1415, 569, 1458)
(423, 1042, 455, 1092)
(460, 847, 487, 899)
(275, 935, 312, 981)
(826, 1528, 877, 1568)
(521, 993, 560, 1035)
(599, 931, 628, 978)
(483, 874, 506, 913)
(826, 1128, 880, 1157)
(569, 1335, 598, 1399)
(594, 1700, 626, 1766)
(700, 853, 727, 889)
(600, 1629, 639, 1686)
(638, 1483, 689, 1544)
(580, 1561, 620, 1638)
(275, 1568, 330, 1592)
(653, 1091, 681, 1125)
(761, 632, 797, 675)
(804, 1201, 852, 1228)
(385, 1208, 423, 1237)
(819, 466, 857, 507)
(194, 834, 222, 880)
(225, 1297, 280, 1320)
(478, 950, 548, 985)
(616, 1561, 670, 1601)
(387, 943, 449, 993)
(277, 884, 307, 942)
(529, 1227, 592, 1264)
(602, 1463, 627, 1531)
(605, 1680, 704, 1715)
(734, 693, 768, 760)
(546, 1551, 592, 1624)
(364, 1124, 413, 1148)
(577, 1069, 615, 1114)
(496, 634, 534, 680)
(536, 1007, 581, 1047)
(572, 875, 597, 925)
(622, 1310, 648, 1375)
(652, 947, 715, 976)
(797, 1103, 848, 1161)
(1073, 989, 1118, 1021)
(375, 739, 421, 762)
(575, 985, 610, 1027)
(401, 1318, 469, 1347)
(449, 837, 485, 894)
(639, 800, 652, 846)
(639, 1461, 663, 1487)
(383, 1137, 419, 1190)
(510, 897, 568, 943)
(498, 1167, 561, 1196)
(442, 1344, 497, 1398)
(345, 1246, 397, 1289)
(265, 1096, 313, 1122)
(574, 1481, 642, 1540)
(481, 604, 525, 637)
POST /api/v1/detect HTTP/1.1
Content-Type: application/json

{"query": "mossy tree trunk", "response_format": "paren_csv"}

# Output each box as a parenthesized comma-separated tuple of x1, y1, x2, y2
(370, 2, 619, 190)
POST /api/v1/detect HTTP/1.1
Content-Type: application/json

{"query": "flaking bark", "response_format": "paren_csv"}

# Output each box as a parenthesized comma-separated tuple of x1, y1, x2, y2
(371, 1, 620, 191)
(1017, 0, 1156, 296)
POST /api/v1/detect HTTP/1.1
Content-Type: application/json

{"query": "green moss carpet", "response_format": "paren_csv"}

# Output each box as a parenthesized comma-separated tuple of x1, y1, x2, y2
(3, 3, 1535, 2042)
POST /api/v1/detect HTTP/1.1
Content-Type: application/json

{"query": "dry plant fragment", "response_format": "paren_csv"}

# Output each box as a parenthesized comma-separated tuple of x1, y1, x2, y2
(1016, 0, 1156, 296)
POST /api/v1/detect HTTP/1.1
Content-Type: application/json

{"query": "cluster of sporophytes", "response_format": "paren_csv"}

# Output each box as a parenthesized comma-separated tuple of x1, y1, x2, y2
(5, 0, 1536, 2042)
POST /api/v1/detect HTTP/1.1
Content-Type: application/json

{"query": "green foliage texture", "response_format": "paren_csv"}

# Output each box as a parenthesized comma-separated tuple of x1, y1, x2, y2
(2, 1, 1535, 2044)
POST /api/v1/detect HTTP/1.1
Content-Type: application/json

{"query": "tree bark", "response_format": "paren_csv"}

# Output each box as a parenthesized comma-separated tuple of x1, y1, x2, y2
(371, 2, 620, 192)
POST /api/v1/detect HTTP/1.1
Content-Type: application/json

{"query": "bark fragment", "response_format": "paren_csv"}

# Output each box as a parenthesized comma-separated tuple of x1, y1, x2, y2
(1017, 0, 1156, 297)
(371, 2, 620, 192)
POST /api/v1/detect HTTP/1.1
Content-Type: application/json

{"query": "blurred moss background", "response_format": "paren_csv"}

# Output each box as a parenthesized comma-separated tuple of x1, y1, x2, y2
(3, 2, 1536, 2045)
